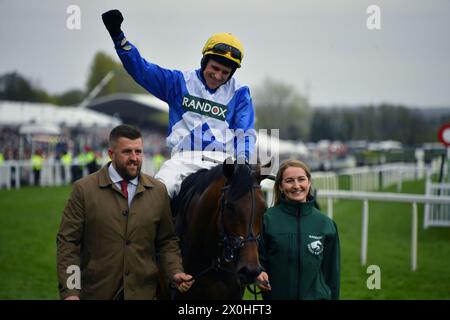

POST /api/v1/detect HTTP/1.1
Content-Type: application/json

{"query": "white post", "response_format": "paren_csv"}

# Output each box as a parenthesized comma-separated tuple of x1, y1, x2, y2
(447, 147, 450, 182)
(6, 163, 12, 190)
(415, 148, 425, 180)
(375, 170, 379, 191)
(56, 163, 62, 186)
(15, 163, 20, 189)
(28, 162, 33, 186)
(397, 171, 403, 193)
(327, 197, 333, 219)
(365, 172, 369, 191)
(43, 163, 50, 187)
(361, 199, 369, 266)
(424, 179, 430, 229)
(411, 202, 418, 271)
(64, 165, 72, 185)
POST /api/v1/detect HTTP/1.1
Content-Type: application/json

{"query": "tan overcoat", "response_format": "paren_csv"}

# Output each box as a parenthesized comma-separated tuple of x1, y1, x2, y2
(56, 163, 183, 299)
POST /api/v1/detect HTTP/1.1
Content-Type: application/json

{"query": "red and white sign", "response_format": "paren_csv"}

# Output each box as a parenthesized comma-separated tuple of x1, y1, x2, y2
(438, 124, 450, 147)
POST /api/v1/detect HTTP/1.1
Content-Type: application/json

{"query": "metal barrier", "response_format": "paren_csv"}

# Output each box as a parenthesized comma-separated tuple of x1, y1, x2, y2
(424, 180, 450, 228)
(340, 163, 418, 192)
(0, 159, 157, 190)
(260, 184, 450, 271)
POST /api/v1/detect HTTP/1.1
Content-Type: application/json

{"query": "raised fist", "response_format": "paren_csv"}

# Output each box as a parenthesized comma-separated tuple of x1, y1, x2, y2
(102, 9, 124, 37)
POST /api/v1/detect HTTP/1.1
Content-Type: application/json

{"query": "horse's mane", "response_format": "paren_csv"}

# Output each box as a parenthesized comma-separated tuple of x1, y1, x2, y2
(186, 165, 223, 195)
(177, 163, 255, 203)
(171, 166, 218, 223)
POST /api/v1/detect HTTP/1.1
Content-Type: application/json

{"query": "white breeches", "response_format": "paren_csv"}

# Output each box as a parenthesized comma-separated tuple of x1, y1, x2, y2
(154, 151, 230, 198)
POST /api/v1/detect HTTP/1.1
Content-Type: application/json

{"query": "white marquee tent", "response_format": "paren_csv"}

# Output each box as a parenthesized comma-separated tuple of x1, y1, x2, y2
(0, 100, 122, 130)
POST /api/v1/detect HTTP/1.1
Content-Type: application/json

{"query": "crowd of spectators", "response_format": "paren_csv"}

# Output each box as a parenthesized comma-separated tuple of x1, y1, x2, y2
(0, 126, 168, 161)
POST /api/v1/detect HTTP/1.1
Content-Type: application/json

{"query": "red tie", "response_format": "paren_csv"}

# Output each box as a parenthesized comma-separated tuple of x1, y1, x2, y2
(120, 180, 128, 199)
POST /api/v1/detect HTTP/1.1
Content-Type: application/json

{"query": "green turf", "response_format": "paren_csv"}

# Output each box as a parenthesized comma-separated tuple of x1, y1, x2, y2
(338, 174, 351, 190)
(1, 181, 449, 300)
(319, 179, 450, 299)
(245, 179, 450, 300)
(0, 186, 70, 299)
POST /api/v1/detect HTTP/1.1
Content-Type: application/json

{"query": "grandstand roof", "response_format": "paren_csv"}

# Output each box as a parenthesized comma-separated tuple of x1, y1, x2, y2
(87, 93, 169, 130)
(0, 100, 121, 130)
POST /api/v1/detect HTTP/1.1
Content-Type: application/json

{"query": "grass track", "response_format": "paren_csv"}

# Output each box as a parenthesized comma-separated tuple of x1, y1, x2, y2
(1, 182, 449, 299)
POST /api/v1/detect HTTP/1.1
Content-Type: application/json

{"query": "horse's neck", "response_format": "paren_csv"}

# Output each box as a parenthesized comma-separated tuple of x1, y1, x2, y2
(194, 200, 221, 248)
(187, 178, 225, 260)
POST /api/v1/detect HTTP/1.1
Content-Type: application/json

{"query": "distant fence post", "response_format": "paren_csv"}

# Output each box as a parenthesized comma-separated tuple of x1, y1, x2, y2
(15, 163, 21, 189)
(397, 170, 403, 193)
(0, 163, 12, 190)
(361, 199, 369, 266)
(327, 197, 333, 219)
(411, 202, 418, 271)
(424, 179, 431, 229)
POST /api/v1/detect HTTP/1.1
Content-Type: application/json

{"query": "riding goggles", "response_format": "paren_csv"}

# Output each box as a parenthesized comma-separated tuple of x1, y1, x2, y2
(210, 43, 242, 61)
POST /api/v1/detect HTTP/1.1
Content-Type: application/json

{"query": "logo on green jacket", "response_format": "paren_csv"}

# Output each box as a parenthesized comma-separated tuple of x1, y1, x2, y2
(307, 236, 324, 255)
(182, 94, 228, 120)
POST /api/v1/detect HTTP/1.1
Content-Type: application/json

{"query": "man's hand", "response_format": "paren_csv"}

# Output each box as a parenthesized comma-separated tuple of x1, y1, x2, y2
(64, 295, 80, 300)
(256, 271, 271, 291)
(173, 273, 194, 293)
(101, 9, 124, 37)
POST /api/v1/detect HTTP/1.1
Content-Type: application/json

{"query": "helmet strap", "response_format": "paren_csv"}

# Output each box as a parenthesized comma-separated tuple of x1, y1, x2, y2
(200, 55, 208, 72)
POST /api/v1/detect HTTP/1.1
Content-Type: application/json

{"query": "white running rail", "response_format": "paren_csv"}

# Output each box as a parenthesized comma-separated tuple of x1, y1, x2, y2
(261, 184, 450, 272)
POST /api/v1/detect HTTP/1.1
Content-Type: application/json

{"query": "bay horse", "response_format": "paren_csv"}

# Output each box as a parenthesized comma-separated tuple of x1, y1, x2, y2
(170, 158, 271, 300)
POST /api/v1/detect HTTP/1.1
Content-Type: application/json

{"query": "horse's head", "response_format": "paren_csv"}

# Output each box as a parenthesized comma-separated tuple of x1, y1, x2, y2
(217, 158, 272, 284)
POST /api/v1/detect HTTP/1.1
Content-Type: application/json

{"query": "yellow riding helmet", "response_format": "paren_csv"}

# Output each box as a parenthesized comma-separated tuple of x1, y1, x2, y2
(202, 33, 244, 68)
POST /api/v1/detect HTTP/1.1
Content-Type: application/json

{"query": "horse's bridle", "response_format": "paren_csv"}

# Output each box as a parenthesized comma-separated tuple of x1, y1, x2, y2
(218, 183, 262, 264)
(186, 182, 263, 282)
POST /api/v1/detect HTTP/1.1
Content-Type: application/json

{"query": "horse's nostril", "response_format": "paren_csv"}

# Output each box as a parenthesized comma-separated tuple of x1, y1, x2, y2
(238, 266, 261, 282)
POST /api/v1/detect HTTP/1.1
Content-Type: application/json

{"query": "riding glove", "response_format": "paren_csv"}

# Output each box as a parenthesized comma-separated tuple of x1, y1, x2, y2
(102, 9, 124, 38)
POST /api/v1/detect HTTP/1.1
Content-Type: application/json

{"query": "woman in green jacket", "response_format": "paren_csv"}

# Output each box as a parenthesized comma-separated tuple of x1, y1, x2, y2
(256, 159, 340, 300)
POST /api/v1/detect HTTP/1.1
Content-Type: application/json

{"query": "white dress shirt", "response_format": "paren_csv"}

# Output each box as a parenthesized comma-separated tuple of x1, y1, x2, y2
(108, 163, 138, 207)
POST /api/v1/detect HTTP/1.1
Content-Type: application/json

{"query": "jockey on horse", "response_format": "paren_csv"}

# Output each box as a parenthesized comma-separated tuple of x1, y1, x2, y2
(102, 9, 256, 199)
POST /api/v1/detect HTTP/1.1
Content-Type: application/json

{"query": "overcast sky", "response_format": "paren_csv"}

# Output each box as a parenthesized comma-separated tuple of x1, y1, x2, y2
(1, 0, 449, 107)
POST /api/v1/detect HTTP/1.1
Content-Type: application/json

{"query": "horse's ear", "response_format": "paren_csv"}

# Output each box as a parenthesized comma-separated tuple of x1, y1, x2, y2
(223, 157, 235, 178)
(260, 157, 273, 169)
(257, 157, 274, 182)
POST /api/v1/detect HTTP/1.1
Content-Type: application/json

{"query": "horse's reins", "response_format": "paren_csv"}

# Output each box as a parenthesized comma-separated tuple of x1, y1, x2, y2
(178, 181, 262, 290)
(176, 159, 271, 299)
(218, 184, 261, 263)
(218, 182, 266, 299)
